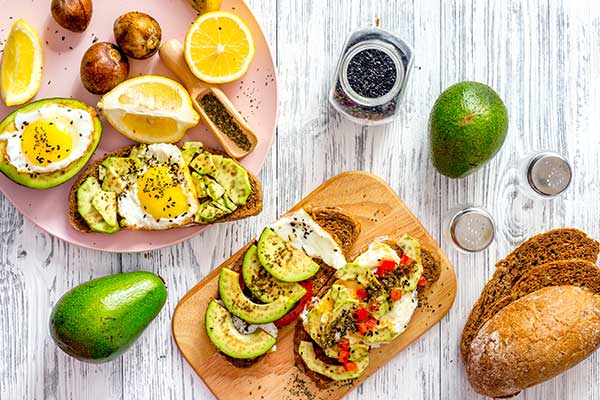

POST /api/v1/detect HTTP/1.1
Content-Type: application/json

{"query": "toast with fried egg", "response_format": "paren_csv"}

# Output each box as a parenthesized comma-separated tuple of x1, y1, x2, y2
(68, 142, 262, 233)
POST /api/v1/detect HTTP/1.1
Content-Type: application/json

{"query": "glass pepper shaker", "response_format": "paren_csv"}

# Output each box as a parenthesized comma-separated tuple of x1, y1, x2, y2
(329, 27, 414, 125)
(519, 151, 572, 198)
(444, 205, 496, 253)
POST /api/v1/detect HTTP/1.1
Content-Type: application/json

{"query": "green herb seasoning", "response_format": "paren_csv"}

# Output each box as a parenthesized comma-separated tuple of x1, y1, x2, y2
(199, 93, 252, 151)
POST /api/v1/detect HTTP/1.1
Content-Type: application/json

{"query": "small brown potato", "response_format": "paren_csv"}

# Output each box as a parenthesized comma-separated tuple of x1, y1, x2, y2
(80, 42, 129, 95)
(113, 12, 162, 60)
(51, 0, 93, 33)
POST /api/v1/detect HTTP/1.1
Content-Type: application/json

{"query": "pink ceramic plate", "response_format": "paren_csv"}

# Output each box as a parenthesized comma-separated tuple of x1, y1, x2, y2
(0, 0, 277, 252)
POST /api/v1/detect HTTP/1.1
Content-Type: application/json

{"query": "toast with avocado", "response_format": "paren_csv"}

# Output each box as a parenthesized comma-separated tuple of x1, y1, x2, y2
(294, 235, 442, 387)
(205, 207, 361, 367)
(68, 142, 262, 233)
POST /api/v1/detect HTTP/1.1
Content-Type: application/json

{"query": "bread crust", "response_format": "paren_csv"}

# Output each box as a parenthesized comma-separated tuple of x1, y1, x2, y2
(466, 286, 600, 398)
(68, 145, 263, 233)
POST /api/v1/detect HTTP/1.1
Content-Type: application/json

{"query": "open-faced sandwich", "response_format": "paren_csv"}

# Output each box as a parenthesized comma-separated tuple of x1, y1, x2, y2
(294, 235, 440, 386)
(0, 98, 102, 189)
(69, 141, 262, 233)
(205, 207, 361, 365)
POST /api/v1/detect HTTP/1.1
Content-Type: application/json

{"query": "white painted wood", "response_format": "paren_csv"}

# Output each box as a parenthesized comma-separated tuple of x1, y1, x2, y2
(2, 0, 600, 399)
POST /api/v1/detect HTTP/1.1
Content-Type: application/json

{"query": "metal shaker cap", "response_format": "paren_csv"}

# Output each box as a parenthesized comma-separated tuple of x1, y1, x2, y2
(449, 207, 495, 252)
(526, 152, 572, 197)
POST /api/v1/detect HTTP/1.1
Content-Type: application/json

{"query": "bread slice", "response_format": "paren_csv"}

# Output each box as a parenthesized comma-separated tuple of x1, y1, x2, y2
(68, 145, 263, 233)
(460, 228, 600, 360)
(220, 206, 361, 368)
(466, 286, 600, 398)
(294, 239, 443, 388)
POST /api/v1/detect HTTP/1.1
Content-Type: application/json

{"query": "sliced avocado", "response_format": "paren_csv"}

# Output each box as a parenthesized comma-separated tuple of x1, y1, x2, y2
(91, 191, 118, 227)
(77, 177, 120, 233)
(0, 98, 102, 189)
(101, 166, 127, 194)
(213, 158, 251, 205)
(203, 176, 226, 201)
(205, 300, 276, 359)
(359, 324, 396, 343)
(219, 268, 297, 324)
(221, 194, 238, 211)
(211, 154, 223, 169)
(189, 150, 217, 175)
(257, 228, 320, 282)
(298, 341, 369, 381)
(305, 285, 358, 348)
(195, 200, 229, 223)
(212, 197, 237, 213)
(242, 245, 306, 304)
(181, 148, 196, 166)
(336, 263, 390, 317)
(395, 235, 424, 293)
(98, 165, 107, 182)
(182, 141, 204, 151)
(128, 145, 146, 158)
(101, 157, 137, 175)
(191, 172, 208, 198)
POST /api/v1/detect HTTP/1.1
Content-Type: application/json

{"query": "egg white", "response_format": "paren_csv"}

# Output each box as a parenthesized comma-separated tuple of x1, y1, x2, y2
(354, 241, 401, 270)
(117, 144, 199, 230)
(0, 103, 95, 174)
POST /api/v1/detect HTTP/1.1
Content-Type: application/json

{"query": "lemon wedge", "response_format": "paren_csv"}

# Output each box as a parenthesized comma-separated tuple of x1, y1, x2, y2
(184, 11, 255, 84)
(97, 76, 200, 143)
(1, 19, 43, 107)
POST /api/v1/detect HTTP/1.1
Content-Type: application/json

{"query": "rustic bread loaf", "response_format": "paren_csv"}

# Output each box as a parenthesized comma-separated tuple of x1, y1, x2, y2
(466, 286, 600, 398)
(68, 145, 263, 233)
(460, 229, 600, 360)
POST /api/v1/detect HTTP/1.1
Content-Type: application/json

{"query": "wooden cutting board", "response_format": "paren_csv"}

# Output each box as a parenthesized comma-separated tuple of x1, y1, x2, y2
(172, 171, 457, 400)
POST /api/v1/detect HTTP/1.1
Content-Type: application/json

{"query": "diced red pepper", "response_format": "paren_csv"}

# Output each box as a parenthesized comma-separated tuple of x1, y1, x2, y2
(274, 280, 313, 327)
(376, 259, 396, 277)
(399, 253, 413, 267)
(337, 338, 350, 351)
(390, 288, 402, 301)
(418, 275, 427, 287)
(343, 361, 358, 372)
(352, 307, 368, 322)
(355, 288, 368, 300)
(365, 317, 378, 330)
(357, 322, 369, 335)
(338, 349, 350, 363)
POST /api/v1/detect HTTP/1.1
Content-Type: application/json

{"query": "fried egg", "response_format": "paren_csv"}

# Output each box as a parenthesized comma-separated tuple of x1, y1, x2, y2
(0, 103, 95, 173)
(117, 144, 199, 229)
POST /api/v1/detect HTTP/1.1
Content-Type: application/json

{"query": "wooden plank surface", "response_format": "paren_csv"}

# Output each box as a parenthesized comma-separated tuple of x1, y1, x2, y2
(2, 1, 600, 399)
(171, 171, 456, 400)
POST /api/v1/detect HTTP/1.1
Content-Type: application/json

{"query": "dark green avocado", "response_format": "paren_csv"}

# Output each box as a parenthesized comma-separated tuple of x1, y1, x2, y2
(428, 81, 508, 178)
(0, 98, 102, 189)
(49, 271, 167, 363)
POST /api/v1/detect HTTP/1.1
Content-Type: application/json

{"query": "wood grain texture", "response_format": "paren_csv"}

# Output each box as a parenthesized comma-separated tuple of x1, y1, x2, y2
(2, 0, 600, 399)
(171, 172, 456, 400)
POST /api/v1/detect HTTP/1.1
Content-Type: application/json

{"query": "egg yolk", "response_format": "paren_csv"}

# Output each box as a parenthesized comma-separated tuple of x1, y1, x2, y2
(137, 166, 189, 220)
(21, 121, 73, 166)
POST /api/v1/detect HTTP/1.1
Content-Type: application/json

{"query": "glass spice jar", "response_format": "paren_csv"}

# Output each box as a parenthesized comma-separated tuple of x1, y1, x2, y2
(329, 27, 414, 125)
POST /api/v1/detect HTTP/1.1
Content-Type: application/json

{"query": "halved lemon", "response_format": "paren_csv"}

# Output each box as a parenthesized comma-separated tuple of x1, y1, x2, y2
(97, 76, 200, 144)
(184, 11, 255, 84)
(1, 19, 43, 107)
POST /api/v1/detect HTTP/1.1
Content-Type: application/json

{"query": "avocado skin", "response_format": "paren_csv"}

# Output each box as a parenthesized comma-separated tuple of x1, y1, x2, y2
(49, 271, 167, 363)
(0, 98, 102, 189)
(429, 81, 508, 178)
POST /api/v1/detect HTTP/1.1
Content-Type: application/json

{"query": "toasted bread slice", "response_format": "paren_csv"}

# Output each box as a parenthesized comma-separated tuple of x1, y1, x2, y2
(460, 229, 600, 361)
(219, 206, 361, 368)
(68, 145, 263, 233)
(294, 237, 442, 388)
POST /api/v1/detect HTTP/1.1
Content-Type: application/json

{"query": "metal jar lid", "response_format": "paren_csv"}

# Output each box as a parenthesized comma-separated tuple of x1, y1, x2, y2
(449, 207, 495, 253)
(526, 152, 572, 197)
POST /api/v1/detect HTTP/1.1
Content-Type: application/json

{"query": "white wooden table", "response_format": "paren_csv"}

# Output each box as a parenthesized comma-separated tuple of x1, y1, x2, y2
(2, 1, 600, 399)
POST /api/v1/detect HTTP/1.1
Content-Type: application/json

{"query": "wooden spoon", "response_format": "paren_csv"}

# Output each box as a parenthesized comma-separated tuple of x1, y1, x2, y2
(159, 39, 258, 159)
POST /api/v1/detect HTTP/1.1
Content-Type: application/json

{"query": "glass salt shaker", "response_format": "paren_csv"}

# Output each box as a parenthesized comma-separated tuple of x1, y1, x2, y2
(519, 151, 572, 198)
(329, 27, 414, 125)
(443, 205, 495, 253)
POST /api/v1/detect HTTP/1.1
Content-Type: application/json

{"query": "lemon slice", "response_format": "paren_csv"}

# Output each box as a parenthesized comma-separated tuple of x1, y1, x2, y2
(184, 11, 255, 84)
(97, 75, 200, 143)
(1, 19, 43, 107)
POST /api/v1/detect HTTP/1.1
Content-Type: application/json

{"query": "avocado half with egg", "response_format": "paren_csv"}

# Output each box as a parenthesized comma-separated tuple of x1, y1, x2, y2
(0, 98, 102, 189)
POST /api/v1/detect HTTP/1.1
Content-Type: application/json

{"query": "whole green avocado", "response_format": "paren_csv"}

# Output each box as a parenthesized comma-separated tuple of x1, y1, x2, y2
(49, 271, 167, 363)
(428, 81, 508, 178)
